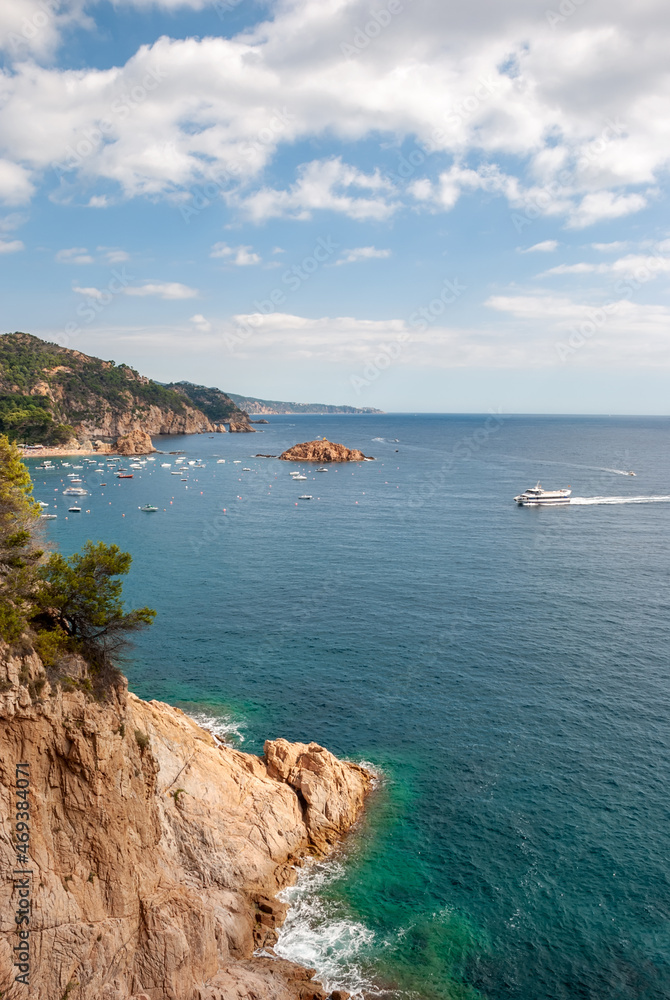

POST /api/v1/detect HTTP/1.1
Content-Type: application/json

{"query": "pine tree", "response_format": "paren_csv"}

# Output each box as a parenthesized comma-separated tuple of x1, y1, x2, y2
(0, 434, 42, 640)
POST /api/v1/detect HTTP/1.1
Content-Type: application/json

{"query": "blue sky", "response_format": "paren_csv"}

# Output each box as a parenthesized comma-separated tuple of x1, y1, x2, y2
(1, 0, 669, 412)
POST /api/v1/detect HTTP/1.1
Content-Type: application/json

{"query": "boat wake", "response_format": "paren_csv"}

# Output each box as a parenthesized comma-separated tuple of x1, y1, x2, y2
(500, 455, 637, 476)
(570, 495, 670, 505)
(274, 859, 380, 998)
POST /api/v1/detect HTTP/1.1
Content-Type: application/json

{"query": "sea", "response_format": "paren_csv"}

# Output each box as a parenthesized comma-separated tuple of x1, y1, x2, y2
(27, 414, 670, 1000)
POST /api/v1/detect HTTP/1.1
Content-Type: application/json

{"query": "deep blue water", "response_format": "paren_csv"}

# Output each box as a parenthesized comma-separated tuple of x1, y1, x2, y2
(29, 414, 670, 1000)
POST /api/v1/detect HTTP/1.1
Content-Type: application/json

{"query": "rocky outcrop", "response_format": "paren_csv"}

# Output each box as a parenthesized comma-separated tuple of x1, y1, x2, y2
(278, 440, 373, 463)
(227, 419, 255, 433)
(0, 641, 371, 1000)
(115, 429, 156, 456)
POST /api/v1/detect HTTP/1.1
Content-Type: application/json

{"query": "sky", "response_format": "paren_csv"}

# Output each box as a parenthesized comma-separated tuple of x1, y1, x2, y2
(0, 0, 669, 413)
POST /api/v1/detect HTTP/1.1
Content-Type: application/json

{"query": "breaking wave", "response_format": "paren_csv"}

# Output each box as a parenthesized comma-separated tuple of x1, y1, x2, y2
(273, 860, 381, 998)
(183, 708, 246, 745)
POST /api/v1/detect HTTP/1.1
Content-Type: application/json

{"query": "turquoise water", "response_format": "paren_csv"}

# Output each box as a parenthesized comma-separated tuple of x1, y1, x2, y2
(29, 415, 670, 1000)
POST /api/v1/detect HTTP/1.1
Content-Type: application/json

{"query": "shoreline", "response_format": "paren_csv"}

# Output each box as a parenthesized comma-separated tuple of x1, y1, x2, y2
(0, 638, 374, 1000)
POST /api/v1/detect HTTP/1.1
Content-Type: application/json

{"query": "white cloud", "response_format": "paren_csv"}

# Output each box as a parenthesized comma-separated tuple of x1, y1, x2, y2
(0, 0, 91, 59)
(520, 240, 559, 253)
(97, 246, 130, 263)
(0, 160, 34, 205)
(567, 191, 649, 229)
(72, 284, 106, 299)
(210, 242, 261, 266)
(0, 238, 23, 253)
(591, 241, 629, 252)
(541, 251, 670, 280)
(87, 195, 109, 208)
(56, 246, 94, 264)
(190, 313, 211, 332)
(124, 281, 198, 299)
(336, 246, 392, 265)
(0, 0, 666, 228)
(0, 212, 27, 233)
(485, 291, 670, 365)
(542, 262, 602, 275)
(238, 157, 396, 222)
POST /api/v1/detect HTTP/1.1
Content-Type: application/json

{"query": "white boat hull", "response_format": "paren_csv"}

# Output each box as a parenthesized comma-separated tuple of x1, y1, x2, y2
(515, 496, 571, 506)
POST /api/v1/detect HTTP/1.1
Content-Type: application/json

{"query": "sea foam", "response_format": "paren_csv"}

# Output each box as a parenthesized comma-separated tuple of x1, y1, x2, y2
(274, 859, 381, 998)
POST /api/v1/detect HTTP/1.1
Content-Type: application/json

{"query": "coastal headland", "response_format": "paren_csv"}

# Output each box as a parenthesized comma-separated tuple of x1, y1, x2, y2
(0, 641, 371, 1000)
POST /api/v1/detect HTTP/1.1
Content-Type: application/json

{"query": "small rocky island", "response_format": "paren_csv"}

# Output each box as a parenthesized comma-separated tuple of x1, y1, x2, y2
(278, 439, 374, 462)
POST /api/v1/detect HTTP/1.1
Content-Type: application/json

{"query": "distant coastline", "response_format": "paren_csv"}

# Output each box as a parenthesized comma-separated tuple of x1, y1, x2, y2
(226, 391, 384, 415)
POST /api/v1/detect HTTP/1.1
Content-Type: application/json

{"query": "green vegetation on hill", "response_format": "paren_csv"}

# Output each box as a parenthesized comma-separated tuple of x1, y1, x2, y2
(0, 332, 191, 443)
(0, 394, 74, 445)
(166, 381, 241, 422)
(0, 434, 42, 640)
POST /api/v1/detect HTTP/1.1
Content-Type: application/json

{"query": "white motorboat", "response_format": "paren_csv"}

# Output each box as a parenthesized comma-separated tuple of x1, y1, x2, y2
(316, 467, 328, 472)
(68, 506, 82, 513)
(298, 495, 313, 500)
(514, 483, 571, 506)
(293, 474, 308, 481)
(63, 487, 88, 496)
(41, 513, 57, 519)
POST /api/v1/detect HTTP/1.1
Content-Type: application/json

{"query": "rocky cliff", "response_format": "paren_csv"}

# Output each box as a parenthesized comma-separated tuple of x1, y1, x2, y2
(0, 334, 253, 447)
(278, 440, 374, 463)
(0, 641, 371, 1000)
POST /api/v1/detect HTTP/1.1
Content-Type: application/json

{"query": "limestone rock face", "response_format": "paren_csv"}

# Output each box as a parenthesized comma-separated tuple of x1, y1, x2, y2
(0, 642, 371, 1000)
(115, 429, 156, 455)
(278, 439, 373, 463)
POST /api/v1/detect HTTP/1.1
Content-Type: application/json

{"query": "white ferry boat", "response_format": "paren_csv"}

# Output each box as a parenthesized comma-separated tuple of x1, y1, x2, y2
(514, 483, 571, 506)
